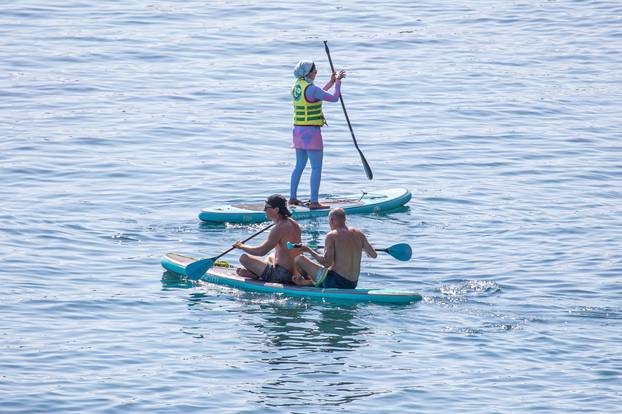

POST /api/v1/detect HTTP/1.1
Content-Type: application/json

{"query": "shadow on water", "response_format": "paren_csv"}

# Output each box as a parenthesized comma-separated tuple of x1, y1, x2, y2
(244, 302, 378, 409)
(161, 271, 369, 353)
(162, 273, 374, 407)
(161, 270, 422, 408)
(197, 221, 227, 230)
(161, 270, 195, 290)
(249, 301, 369, 352)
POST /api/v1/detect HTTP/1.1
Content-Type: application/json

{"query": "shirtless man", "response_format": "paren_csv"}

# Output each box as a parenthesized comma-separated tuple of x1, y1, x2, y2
(233, 194, 301, 284)
(292, 208, 377, 289)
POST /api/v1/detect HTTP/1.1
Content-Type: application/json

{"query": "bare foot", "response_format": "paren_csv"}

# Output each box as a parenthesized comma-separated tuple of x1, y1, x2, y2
(308, 202, 330, 210)
(292, 274, 314, 286)
(236, 267, 258, 278)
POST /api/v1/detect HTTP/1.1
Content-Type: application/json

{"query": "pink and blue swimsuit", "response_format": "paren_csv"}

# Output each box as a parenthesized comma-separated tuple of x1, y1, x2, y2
(290, 79, 341, 202)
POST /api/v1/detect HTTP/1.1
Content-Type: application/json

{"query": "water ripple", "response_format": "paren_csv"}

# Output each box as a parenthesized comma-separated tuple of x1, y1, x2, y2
(1, 0, 621, 413)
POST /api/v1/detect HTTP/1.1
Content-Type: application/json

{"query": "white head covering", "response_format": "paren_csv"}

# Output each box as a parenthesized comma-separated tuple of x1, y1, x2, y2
(293, 60, 315, 83)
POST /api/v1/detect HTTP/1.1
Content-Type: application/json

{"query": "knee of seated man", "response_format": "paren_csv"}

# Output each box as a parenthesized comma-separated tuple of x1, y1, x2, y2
(294, 255, 306, 266)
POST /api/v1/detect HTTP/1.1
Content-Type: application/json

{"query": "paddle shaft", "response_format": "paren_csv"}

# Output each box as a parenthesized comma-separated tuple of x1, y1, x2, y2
(292, 243, 389, 252)
(323, 41, 373, 180)
(215, 222, 274, 261)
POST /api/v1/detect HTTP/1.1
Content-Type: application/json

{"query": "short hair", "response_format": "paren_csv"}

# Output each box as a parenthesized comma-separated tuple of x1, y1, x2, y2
(329, 208, 346, 224)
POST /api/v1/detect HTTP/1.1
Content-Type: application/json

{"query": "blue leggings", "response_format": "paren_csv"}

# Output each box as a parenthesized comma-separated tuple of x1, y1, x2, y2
(290, 149, 323, 202)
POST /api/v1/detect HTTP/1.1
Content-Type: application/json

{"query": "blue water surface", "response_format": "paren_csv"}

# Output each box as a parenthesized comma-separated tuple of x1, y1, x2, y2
(1, 1, 621, 412)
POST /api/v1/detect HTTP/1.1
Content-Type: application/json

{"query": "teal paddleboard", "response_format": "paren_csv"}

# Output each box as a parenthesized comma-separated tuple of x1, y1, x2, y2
(161, 253, 422, 304)
(198, 188, 411, 223)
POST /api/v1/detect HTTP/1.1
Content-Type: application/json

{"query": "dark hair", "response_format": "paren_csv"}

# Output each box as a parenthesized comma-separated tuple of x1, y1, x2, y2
(266, 194, 291, 217)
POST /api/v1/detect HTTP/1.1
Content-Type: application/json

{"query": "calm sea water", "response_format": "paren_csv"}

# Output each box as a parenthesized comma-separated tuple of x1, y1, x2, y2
(1, 1, 621, 412)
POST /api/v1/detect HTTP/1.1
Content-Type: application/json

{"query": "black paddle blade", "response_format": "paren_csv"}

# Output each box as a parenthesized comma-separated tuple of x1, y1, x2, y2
(360, 152, 373, 180)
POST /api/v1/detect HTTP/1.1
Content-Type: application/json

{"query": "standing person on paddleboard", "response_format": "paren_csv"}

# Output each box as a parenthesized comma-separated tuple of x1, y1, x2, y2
(233, 194, 302, 284)
(289, 61, 346, 210)
(292, 208, 377, 288)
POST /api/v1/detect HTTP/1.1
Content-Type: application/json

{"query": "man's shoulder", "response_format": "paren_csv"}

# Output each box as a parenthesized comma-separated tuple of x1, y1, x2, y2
(349, 227, 367, 239)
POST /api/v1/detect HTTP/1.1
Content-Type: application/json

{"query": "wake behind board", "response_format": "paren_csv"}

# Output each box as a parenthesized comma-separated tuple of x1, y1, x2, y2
(199, 188, 411, 223)
(161, 253, 422, 304)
